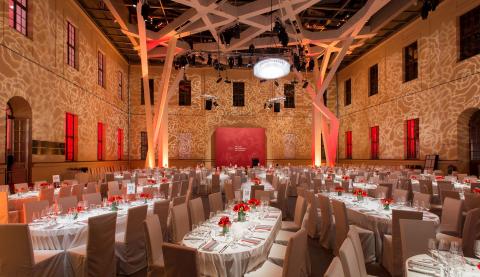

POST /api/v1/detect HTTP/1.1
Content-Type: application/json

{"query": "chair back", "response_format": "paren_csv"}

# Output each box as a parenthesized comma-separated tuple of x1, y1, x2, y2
(14, 183, 29, 192)
(170, 181, 181, 199)
(440, 197, 463, 236)
(107, 181, 120, 193)
(142, 186, 158, 196)
(437, 180, 454, 200)
(59, 186, 72, 198)
(250, 185, 264, 199)
(419, 179, 433, 196)
(347, 227, 368, 277)
(378, 183, 393, 198)
(276, 182, 287, 213)
(413, 192, 431, 206)
(57, 196, 78, 214)
(0, 185, 10, 195)
(143, 215, 164, 274)
(211, 174, 221, 193)
(224, 182, 235, 202)
(86, 212, 117, 277)
(171, 203, 190, 243)
(399, 219, 436, 265)
(86, 182, 97, 194)
(392, 189, 408, 203)
(232, 176, 241, 190)
(23, 200, 49, 223)
(313, 178, 322, 193)
(331, 199, 349, 255)
(461, 208, 480, 258)
(83, 192, 102, 206)
(293, 196, 307, 228)
(441, 190, 460, 203)
(338, 237, 360, 277)
(162, 243, 198, 277)
(39, 187, 55, 206)
(283, 229, 309, 277)
(180, 180, 189, 196)
(71, 184, 84, 202)
(324, 257, 345, 277)
(254, 190, 271, 202)
(0, 224, 35, 276)
(159, 183, 170, 198)
(208, 192, 223, 214)
(172, 196, 186, 206)
(317, 194, 334, 249)
(305, 191, 319, 238)
(188, 197, 205, 227)
(464, 193, 480, 211)
(124, 205, 148, 243)
(374, 185, 389, 198)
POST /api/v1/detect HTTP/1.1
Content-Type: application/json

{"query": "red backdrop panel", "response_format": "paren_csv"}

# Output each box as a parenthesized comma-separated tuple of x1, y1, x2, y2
(215, 127, 266, 167)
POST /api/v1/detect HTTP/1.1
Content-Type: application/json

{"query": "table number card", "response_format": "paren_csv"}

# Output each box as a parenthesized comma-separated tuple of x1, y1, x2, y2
(126, 183, 136, 194)
(52, 175, 60, 183)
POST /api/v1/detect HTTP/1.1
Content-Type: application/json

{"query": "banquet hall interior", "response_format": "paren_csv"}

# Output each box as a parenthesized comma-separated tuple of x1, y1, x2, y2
(0, 0, 480, 276)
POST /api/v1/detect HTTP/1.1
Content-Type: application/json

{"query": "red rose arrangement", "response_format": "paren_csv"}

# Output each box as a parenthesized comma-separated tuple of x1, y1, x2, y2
(410, 176, 417, 180)
(473, 188, 480, 194)
(76, 205, 84, 213)
(161, 178, 169, 183)
(335, 186, 345, 196)
(39, 182, 50, 189)
(233, 202, 249, 221)
(327, 176, 333, 181)
(147, 179, 156, 185)
(251, 177, 261, 185)
(108, 195, 123, 202)
(381, 198, 393, 210)
(465, 179, 471, 184)
(248, 198, 261, 207)
(15, 187, 27, 194)
(435, 176, 444, 180)
(353, 189, 367, 201)
(218, 216, 232, 227)
(342, 175, 350, 180)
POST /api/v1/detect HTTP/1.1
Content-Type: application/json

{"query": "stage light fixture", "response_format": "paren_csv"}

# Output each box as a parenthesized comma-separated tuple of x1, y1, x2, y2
(274, 80, 279, 87)
(273, 102, 280, 113)
(259, 79, 267, 83)
(207, 54, 212, 65)
(308, 59, 315, 71)
(216, 77, 223, 83)
(213, 101, 219, 107)
(224, 78, 231, 84)
(141, 2, 150, 19)
(248, 44, 255, 54)
(205, 99, 213, 110)
(253, 58, 290, 80)
(303, 80, 309, 88)
(228, 57, 234, 69)
(237, 56, 243, 67)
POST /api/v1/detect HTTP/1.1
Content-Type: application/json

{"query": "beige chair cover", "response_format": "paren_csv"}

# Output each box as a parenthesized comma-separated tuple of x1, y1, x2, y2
(170, 181, 181, 199)
(143, 215, 165, 277)
(232, 176, 242, 190)
(378, 183, 393, 198)
(313, 178, 322, 193)
(211, 174, 221, 193)
(437, 180, 454, 200)
(162, 242, 198, 277)
(74, 172, 90, 185)
(283, 228, 309, 277)
(71, 184, 84, 202)
(464, 193, 480, 211)
(14, 183, 29, 192)
(382, 210, 422, 277)
(159, 183, 170, 198)
(392, 189, 408, 202)
(0, 224, 64, 276)
(324, 257, 345, 277)
(0, 191, 18, 223)
(67, 212, 117, 277)
(180, 180, 189, 196)
(153, 200, 170, 239)
(23, 200, 49, 223)
(142, 186, 158, 196)
(115, 205, 148, 275)
(172, 196, 186, 206)
(0, 184, 10, 194)
(85, 182, 97, 194)
(347, 226, 370, 277)
(39, 187, 55, 206)
(171, 203, 190, 243)
(250, 185, 264, 199)
(107, 181, 119, 192)
(441, 190, 460, 203)
(439, 197, 463, 236)
(255, 190, 271, 202)
(82, 192, 102, 206)
(374, 185, 389, 198)
(57, 196, 78, 214)
(59, 186, 72, 198)
(461, 208, 480, 258)
(208, 192, 223, 213)
(281, 195, 306, 232)
(338, 237, 361, 277)
(224, 182, 235, 202)
(189, 197, 205, 227)
(270, 182, 287, 215)
(413, 192, 431, 205)
(399, 219, 436, 265)
(317, 194, 335, 249)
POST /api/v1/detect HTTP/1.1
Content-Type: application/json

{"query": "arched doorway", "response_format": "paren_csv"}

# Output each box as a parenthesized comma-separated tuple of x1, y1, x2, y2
(5, 96, 32, 184)
(470, 110, 480, 176)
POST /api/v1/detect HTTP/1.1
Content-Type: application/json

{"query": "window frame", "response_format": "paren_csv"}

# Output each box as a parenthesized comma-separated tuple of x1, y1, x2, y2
(232, 82, 245, 107)
(66, 21, 77, 69)
(369, 64, 378, 96)
(284, 83, 295, 108)
(140, 131, 148, 160)
(98, 51, 105, 87)
(117, 71, 123, 100)
(459, 5, 480, 61)
(345, 131, 352, 159)
(344, 79, 352, 106)
(65, 112, 78, 161)
(370, 126, 379, 159)
(9, 0, 28, 36)
(178, 79, 192, 106)
(404, 41, 418, 82)
(140, 79, 155, 105)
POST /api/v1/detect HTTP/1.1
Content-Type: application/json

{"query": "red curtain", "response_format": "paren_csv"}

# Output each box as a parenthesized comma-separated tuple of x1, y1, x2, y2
(345, 131, 352, 159)
(117, 128, 124, 160)
(370, 126, 379, 159)
(65, 113, 77, 161)
(97, 122, 104, 160)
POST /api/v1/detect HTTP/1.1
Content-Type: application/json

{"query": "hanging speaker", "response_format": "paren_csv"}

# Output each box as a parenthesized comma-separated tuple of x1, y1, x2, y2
(205, 99, 213, 110)
(274, 102, 280, 113)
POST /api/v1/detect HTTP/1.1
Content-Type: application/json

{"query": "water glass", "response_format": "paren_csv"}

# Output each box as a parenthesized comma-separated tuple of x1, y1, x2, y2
(428, 238, 438, 259)
(475, 240, 480, 259)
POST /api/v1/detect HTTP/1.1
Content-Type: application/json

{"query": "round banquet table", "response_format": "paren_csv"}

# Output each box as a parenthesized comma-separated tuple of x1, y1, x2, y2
(321, 192, 440, 262)
(29, 200, 154, 250)
(182, 207, 282, 277)
(406, 254, 480, 277)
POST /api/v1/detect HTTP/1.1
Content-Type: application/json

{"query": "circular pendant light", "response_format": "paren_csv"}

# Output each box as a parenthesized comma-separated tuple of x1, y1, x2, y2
(253, 58, 290, 80)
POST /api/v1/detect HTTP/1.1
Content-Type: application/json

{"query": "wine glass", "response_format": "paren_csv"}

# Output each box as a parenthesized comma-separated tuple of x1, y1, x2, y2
(450, 241, 462, 256)
(438, 239, 449, 252)
(428, 238, 438, 259)
(474, 240, 480, 259)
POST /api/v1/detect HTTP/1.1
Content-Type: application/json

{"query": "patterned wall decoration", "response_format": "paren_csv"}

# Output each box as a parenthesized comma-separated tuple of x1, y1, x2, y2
(334, 0, 480, 173)
(283, 133, 296, 159)
(178, 133, 192, 159)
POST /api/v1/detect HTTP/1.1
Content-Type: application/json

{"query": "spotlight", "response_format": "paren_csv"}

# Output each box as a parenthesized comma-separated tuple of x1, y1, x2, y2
(224, 78, 231, 84)
(228, 57, 234, 69)
(216, 76, 223, 83)
(291, 79, 298, 85)
(308, 59, 315, 71)
(213, 101, 219, 107)
(141, 2, 150, 19)
(131, 0, 137, 8)
(248, 44, 255, 54)
(302, 80, 309, 88)
(188, 54, 196, 66)
(268, 103, 273, 109)
(237, 55, 243, 67)
(207, 54, 212, 65)
(274, 80, 279, 87)
(273, 102, 280, 113)
(273, 18, 289, 47)
(205, 99, 213, 110)
(264, 103, 267, 109)
(259, 79, 267, 83)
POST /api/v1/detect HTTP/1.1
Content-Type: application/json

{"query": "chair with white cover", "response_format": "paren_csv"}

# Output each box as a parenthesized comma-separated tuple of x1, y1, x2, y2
(281, 195, 306, 232)
(85, 182, 97, 194)
(159, 182, 170, 198)
(437, 180, 454, 199)
(188, 197, 205, 227)
(412, 192, 431, 207)
(143, 215, 165, 277)
(82, 192, 102, 206)
(250, 185, 264, 199)
(107, 181, 120, 194)
(245, 228, 308, 277)
(331, 199, 375, 262)
(67, 212, 117, 277)
(71, 184, 84, 202)
(14, 182, 28, 192)
(59, 186, 72, 198)
(324, 257, 345, 277)
(338, 237, 364, 277)
(170, 181, 181, 199)
(162, 242, 198, 277)
(39, 187, 55, 206)
(270, 182, 287, 215)
(317, 194, 335, 249)
(232, 175, 242, 190)
(224, 181, 235, 202)
(115, 205, 148, 275)
(0, 192, 18, 223)
(208, 192, 223, 214)
(172, 196, 186, 206)
(171, 203, 190, 243)
(382, 210, 422, 277)
(23, 200, 49, 223)
(392, 189, 409, 203)
(153, 200, 170, 239)
(57, 196, 78, 215)
(211, 174, 221, 193)
(399, 219, 436, 266)
(438, 197, 463, 237)
(347, 226, 376, 277)
(0, 224, 65, 276)
(464, 193, 480, 211)
(255, 190, 271, 202)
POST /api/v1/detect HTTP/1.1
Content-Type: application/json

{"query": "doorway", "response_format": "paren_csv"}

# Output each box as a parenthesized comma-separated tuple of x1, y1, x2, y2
(5, 96, 32, 184)
(470, 110, 480, 176)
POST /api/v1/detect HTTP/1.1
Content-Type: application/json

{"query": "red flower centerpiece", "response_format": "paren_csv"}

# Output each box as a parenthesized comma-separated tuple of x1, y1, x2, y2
(39, 182, 50, 189)
(108, 195, 123, 211)
(248, 198, 261, 209)
(410, 175, 417, 180)
(251, 177, 261, 185)
(147, 179, 156, 185)
(473, 188, 480, 194)
(335, 186, 345, 196)
(161, 177, 169, 183)
(218, 216, 232, 235)
(342, 175, 350, 181)
(233, 202, 250, 222)
(353, 189, 367, 201)
(381, 198, 393, 210)
(140, 193, 152, 203)
(465, 179, 471, 184)
(15, 187, 27, 195)
(435, 176, 445, 181)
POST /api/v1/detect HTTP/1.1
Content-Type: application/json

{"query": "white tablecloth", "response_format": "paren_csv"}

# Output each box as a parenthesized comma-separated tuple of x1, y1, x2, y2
(183, 207, 282, 277)
(406, 254, 480, 277)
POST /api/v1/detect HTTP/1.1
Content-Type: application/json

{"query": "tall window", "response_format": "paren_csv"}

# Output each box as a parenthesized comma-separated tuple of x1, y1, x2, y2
(66, 22, 77, 68)
(140, 131, 148, 160)
(97, 122, 104, 160)
(117, 128, 124, 160)
(65, 112, 78, 161)
(233, 82, 245, 107)
(405, 118, 419, 159)
(404, 42, 418, 82)
(344, 79, 351, 106)
(369, 64, 378, 96)
(98, 51, 105, 87)
(179, 80, 191, 106)
(371, 126, 379, 159)
(323, 89, 328, 106)
(117, 71, 123, 100)
(140, 79, 155, 105)
(284, 84, 295, 108)
(459, 5, 480, 60)
(9, 0, 28, 36)
(345, 131, 352, 159)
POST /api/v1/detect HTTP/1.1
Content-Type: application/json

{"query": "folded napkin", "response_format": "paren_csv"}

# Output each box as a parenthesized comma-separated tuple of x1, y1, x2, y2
(184, 236, 204, 241)
(408, 260, 440, 275)
(241, 238, 262, 245)
(255, 225, 272, 231)
(202, 240, 219, 252)
(264, 214, 278, 219)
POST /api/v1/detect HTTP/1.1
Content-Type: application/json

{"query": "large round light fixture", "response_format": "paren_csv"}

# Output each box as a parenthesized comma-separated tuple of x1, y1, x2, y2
(253, 58, 290, 80)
